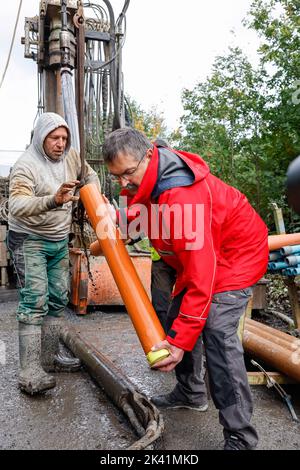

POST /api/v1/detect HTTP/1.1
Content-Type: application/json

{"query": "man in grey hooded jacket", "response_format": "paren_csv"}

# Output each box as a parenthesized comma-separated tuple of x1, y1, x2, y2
(7, 112, 100, 395)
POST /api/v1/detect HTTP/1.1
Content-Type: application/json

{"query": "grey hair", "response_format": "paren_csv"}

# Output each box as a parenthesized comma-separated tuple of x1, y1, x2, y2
(102, 127, 152, 163)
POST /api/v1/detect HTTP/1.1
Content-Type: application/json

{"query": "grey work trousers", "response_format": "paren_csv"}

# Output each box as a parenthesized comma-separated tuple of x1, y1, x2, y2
(151, 259, 207, 406)
(167, 287, 258, 449)
(151, 259, 176, 332)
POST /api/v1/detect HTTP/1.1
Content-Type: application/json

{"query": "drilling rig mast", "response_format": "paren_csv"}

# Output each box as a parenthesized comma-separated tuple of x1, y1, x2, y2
(22, 0, 130, 191)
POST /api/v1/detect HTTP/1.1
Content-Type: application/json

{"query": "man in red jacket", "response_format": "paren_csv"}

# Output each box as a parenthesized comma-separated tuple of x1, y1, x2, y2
(102, 128, 268, 450)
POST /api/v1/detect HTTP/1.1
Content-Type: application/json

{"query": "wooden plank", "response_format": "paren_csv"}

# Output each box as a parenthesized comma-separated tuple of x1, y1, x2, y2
(247, 371, 297, 385)
(272, 206, 286, 234)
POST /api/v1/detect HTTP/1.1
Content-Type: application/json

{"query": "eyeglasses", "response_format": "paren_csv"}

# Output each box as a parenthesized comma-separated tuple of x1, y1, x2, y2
(109, 153, 146, 183)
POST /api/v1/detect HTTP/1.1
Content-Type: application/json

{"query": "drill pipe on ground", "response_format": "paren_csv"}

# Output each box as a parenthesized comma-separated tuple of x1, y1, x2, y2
(61, 325, 164, 450)
(281, 245, 300, 256)
(268, 261, 289, 271)
(245, 320, 296, 351)
(79, 184, 169, 366)
(269, 251, 282, 261)
(245, 318, 296, 342)
(243, 325, 300, 382)
(286, 255, 300, 266)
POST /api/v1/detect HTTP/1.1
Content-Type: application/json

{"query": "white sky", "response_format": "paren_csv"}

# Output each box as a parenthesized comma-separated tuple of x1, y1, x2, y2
(0, 0, 261, 168)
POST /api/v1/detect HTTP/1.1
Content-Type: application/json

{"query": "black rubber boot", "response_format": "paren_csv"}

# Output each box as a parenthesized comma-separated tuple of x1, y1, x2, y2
(41, 316, 81, 372)
(18, 322, 56, 395)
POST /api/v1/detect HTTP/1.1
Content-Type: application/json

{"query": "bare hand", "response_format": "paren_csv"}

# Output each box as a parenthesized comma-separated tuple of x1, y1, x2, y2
(151, 340, 184, 372)
(54, 180, 80, 206)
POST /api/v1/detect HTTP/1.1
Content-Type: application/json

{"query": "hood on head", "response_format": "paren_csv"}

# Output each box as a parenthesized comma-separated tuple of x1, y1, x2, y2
(32, 112, 71, 158)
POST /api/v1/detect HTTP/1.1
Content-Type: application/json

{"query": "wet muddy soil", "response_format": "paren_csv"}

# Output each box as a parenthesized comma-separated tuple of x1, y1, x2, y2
(1, 300, 300, 450)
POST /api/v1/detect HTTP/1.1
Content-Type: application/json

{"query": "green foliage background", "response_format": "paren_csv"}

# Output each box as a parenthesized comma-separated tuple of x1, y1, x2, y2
(165, 0, 300, 232)
(124, 1, 300, 232)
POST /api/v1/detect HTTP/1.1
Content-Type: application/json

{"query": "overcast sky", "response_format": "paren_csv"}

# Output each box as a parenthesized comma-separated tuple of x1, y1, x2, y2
(0, 0, 260, 168)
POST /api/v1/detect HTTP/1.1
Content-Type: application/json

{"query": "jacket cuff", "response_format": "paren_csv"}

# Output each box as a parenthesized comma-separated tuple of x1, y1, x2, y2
(166, 317, 206, 351)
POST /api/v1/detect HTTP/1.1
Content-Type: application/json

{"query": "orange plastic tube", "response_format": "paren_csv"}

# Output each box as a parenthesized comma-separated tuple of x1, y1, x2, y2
(79, 184, 169, 366)
(268, 233, 300, 251)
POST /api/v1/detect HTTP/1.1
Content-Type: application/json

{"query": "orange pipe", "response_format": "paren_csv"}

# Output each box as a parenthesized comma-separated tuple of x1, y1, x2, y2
(79, 184, 169, 366)
(243, 329, 300, 382)
(245, 318, 296, 343)
(268, 233, 300, 251)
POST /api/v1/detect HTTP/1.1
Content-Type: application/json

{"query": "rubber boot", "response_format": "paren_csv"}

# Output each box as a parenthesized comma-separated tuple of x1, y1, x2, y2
(18, 322, 56, 395)
(41, 316, 81, 372)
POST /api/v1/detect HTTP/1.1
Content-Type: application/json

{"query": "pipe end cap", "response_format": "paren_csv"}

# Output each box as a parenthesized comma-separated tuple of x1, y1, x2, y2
(147, 349, 170, 367)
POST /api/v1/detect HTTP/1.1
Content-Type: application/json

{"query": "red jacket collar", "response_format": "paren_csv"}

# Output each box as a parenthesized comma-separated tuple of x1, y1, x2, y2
(129, 145, 159, 206)
(128, 146, 210, 207)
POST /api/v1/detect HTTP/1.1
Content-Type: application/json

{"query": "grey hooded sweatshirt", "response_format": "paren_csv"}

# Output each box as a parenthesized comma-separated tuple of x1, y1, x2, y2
(8, 112, 99, 240)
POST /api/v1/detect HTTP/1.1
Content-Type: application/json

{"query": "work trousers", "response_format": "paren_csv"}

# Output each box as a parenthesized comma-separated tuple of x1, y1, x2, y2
(151, 259, 176, 331)
(151, 258, 207, 405)
(7, 231, 69, 325)
(168, 287, 258, 449)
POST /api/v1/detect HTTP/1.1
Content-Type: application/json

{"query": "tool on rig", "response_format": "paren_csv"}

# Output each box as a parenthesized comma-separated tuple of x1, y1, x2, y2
(251, 359, 299, 422)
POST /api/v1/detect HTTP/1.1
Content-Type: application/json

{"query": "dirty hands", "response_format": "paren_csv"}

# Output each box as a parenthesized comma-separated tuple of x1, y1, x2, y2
(151, 340, 184, 372)
(54, 180, 80, 206)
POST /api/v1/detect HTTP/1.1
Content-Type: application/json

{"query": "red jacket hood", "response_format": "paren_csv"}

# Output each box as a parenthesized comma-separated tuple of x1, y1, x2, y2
(128, 146, 210, 207)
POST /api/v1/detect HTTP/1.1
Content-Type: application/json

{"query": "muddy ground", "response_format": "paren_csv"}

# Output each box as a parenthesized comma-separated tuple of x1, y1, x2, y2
(0, 299, 300, 450)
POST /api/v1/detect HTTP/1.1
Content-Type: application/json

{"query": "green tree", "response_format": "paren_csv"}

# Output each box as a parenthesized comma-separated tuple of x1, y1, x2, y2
(126, 96, 168, 142)
(245, 0, 300, 228)
(174, 0, 300, 230)
(175, 47, 269, 213)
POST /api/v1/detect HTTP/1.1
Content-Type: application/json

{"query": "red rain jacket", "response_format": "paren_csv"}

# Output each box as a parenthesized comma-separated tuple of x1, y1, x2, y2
(121, 147, 268, 351)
